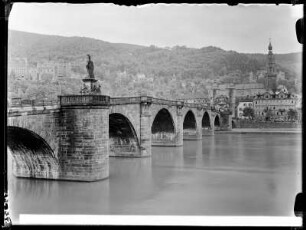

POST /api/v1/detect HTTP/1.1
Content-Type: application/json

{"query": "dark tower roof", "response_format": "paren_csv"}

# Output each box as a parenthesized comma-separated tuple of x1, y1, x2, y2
(268, 40, 272, 51)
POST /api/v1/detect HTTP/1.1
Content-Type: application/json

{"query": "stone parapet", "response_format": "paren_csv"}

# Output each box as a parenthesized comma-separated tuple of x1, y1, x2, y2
(59, 95, 110, 107)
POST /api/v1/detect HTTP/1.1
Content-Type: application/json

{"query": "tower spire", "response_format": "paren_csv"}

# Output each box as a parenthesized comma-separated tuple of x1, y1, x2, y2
(265, 38, 277, 92)
(268, 38, 272, 51)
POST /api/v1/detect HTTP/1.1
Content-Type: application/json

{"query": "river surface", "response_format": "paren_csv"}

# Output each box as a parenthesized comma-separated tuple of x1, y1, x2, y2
(7, 133, 301, 224)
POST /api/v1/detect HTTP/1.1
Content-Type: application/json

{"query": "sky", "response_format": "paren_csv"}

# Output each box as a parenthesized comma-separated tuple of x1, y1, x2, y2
(9, 3, 303, 54)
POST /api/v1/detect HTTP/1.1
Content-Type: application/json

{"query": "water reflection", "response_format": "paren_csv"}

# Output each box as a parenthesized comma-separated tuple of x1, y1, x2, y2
(7, 133, 301, 221)
(183, 140, 202, 167)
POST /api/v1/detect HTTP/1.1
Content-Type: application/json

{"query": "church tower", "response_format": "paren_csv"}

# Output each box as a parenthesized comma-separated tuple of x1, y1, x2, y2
(265, 39, 277, 92)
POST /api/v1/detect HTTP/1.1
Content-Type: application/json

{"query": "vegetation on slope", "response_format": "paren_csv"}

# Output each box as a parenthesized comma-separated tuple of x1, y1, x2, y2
(8, 30, 302, 101)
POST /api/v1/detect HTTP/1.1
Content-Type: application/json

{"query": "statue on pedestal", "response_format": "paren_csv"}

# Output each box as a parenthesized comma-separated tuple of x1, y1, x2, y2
(86, 54, 94, 79)
(80, 54, 101, 95)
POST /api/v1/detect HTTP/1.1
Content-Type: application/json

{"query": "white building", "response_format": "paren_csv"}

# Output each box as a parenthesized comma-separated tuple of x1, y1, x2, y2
(253, 90, 298, 121)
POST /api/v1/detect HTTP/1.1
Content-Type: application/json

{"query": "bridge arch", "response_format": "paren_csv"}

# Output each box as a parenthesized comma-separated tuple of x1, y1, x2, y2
(151, 108, 176, 145)
(202, 111, 211, 129)
(183, 110, 197, 129)
(183, 110, 197, 136)
(151, 108, 175, 134)
(7, 126, 58, 178)
(232, 120, 237, 129)
(214, 115, 221, 130)
(109, 113, 140, 156)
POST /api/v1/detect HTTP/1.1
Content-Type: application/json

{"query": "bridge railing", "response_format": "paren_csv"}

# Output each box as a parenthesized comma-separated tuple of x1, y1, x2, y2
(110, 97, 141, 105)
(8, 98, 59, 108)
(59, 95, 110, 106)
(8, 96, 214, 111)
(151, 97, 178, 106)
(178, 98, 211, 109)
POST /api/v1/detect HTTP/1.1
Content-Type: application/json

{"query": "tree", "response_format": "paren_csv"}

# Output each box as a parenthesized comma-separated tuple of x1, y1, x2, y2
(287, 109, 298, 121)
(242, 107, 255, 119)
(264, 108, 273, 121)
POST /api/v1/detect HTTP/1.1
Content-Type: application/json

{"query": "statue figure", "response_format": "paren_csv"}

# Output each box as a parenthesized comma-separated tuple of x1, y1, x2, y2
(86, 54, 94, 78)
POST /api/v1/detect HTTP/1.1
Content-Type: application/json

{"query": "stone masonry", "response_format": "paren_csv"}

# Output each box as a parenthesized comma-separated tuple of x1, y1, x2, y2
(7, 95, 228, 182)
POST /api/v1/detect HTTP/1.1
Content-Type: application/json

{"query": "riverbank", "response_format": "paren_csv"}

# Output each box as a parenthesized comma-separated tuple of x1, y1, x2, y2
(218, 128, 302, 134)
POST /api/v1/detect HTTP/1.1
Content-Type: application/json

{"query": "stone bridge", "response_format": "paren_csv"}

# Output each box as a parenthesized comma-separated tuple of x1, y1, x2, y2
(7, 95, 232, 182)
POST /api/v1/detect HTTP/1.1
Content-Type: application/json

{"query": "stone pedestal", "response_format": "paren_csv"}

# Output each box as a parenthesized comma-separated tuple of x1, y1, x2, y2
(81, 77, 101, 95)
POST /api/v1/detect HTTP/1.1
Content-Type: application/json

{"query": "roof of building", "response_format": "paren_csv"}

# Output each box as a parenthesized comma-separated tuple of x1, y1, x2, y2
(254, 89, 297, 100)
(238, 99, 254, 103)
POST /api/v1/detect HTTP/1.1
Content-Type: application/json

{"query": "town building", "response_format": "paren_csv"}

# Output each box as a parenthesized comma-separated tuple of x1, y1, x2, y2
(28, 66, 39, 81)
(211, 82, 266, 99)
(295, 95, 302, 122)
(37, 62, 56, 80)
(8, 57, 72, 81)
(253, 41, 300, 121)
(253, 90, 298, 121)
(37, 61, 72, 81)
(8, 57, 29, 80)
(54, 62, 71, 79)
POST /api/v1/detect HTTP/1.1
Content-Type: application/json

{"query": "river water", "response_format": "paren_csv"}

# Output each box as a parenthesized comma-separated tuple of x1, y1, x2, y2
(7, 133, 301, 223)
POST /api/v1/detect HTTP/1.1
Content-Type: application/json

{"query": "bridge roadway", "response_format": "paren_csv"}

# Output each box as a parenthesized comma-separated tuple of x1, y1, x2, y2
(7, 95, 232, 182)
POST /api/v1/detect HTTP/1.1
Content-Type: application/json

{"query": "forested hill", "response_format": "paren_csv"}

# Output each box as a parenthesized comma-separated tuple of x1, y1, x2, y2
(8, 30, 302, 100)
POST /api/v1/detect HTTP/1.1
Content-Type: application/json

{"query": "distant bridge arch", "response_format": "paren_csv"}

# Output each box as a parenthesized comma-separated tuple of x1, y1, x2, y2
(214, 114, 221, 130)
(151, 108, 176, 134)
(202, 111, 211, 129)
(151, 107, 177, 146)
(183, 110, 198, 139)
(183, 110, 197, 130)
(232, 120, 237, 129)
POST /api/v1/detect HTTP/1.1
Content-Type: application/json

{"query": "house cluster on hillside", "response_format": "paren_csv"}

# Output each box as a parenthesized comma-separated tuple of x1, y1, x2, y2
(210, 41, 302, 122)
(8, 57, 72, 81)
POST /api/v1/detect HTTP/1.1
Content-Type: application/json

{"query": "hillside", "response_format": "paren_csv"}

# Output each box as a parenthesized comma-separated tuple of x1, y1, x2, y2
(7, 30, 302, 100)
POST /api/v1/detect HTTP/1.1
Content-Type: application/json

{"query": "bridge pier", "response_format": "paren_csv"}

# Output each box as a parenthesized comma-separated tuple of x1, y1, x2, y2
(219, 114, 232, 131)
(58, 95, 110, 181)
(175, 103, 184, 146)
(139, 97, 152, 157)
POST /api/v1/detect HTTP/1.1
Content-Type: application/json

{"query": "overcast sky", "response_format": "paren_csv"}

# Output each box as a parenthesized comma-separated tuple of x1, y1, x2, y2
(9, 3, 303, 54)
